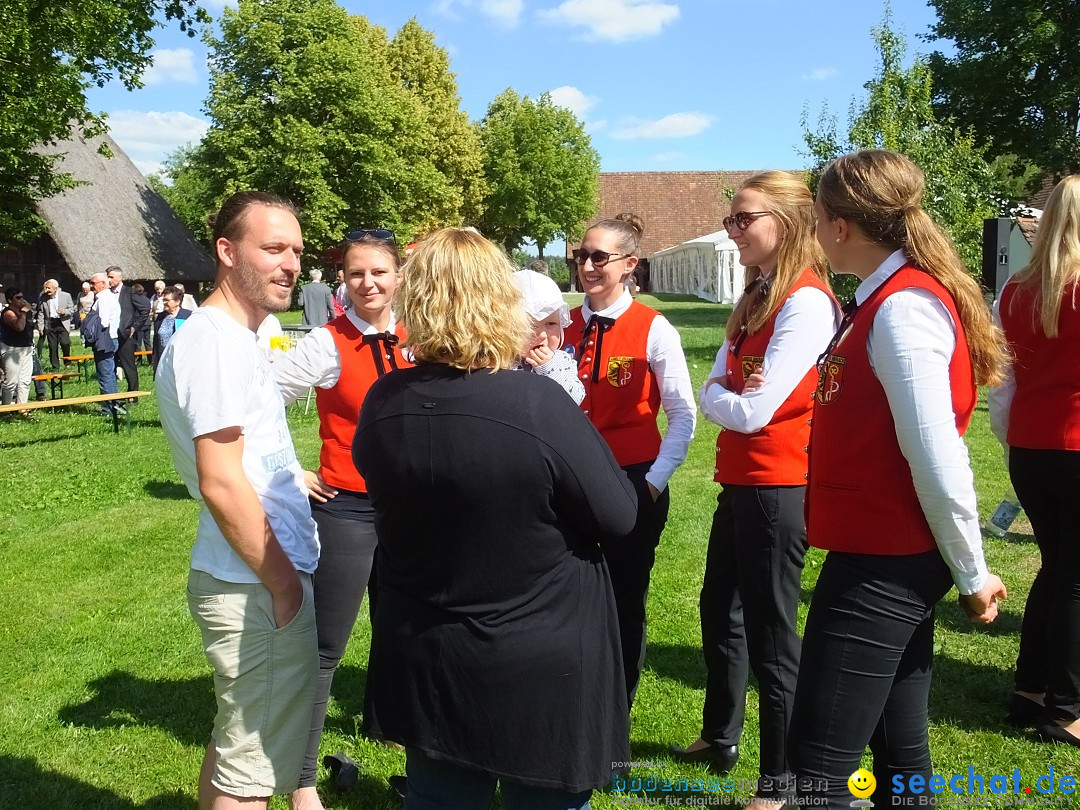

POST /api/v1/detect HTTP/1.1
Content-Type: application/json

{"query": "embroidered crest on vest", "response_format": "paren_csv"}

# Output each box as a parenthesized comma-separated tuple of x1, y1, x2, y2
(816, 354, 846, 404)
(606, 356, 634, 387)
(740, 354, 765, 380)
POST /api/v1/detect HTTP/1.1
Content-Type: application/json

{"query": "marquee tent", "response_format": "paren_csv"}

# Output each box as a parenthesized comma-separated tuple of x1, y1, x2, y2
(649, 230, 745, 304)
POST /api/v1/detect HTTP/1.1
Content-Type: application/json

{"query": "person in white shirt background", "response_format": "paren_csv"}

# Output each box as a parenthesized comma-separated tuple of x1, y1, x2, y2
(787, 149, 1008, 810)
(272, 230, 410, 810)
(88, 271, 121, 415)
(673, 171, 840, 810)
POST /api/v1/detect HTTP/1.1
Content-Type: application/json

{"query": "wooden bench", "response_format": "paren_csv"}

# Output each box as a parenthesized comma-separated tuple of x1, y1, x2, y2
(0, 390, 152, 434)
(31, 372, 81, 400)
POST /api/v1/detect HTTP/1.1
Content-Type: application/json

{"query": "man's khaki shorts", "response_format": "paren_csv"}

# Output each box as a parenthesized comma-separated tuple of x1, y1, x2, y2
(187, 568, 317, 797)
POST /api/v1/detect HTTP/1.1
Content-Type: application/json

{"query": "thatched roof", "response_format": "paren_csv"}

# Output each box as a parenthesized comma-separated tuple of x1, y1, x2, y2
(33, 130, 214, 282)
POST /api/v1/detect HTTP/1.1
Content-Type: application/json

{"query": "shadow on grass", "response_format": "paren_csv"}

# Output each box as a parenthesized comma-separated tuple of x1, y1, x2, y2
(144, 480, 191, 500)
(58, 670, 214, 746)
(0, 755, 195, 809)
(0, 432, 91, 448)
(644, 642, 706, 691)
(323, 663, 369, 737)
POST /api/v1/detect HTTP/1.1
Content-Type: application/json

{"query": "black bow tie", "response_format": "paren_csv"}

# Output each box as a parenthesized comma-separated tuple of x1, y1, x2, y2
(361, 332, 400, 377)
(578, 314, 616, 384)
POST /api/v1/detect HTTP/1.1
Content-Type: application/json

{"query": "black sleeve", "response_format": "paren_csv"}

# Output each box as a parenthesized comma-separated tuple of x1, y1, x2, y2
(538, 380, 638, 540)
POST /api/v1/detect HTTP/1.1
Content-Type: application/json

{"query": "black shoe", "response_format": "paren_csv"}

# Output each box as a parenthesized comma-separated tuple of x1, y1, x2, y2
(669, 741, 738, 773)
(388, 774, 408, 798)
(1036, 717, 1080, 748)
(322, 752, 359, 790)
(1007, 693, 1043, 727)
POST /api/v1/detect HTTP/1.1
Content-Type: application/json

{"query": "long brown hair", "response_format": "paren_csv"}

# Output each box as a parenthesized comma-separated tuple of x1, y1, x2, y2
(725, 171, 828, 341)
(1010, 174, 1080, 337)
(817, 150, 1007, 386)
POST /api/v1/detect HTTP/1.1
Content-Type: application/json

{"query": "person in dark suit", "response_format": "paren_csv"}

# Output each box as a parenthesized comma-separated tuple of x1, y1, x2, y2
(36, 279, 74, 370)
(131, 283, 152, 361)
(152, 286, 191, 373)
(354, 227, 638, 809)
(106, 266, 149, 391)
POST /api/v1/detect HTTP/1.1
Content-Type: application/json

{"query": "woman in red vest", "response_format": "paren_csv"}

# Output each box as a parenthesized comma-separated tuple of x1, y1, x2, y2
(788, 150, 1008, 809)
(272, 230, 410, 810)
(563, 213, 697, 707)
(988, 174, 1080, 748)
(671, 172, 839, 808)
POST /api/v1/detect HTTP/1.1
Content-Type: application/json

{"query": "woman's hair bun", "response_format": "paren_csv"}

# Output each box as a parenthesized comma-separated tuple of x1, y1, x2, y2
(614, 212, 645, 240)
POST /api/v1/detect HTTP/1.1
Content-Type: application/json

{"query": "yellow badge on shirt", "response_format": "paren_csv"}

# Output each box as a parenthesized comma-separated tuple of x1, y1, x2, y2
(816, 354, 846, 404)
(606, 356, 635, 388)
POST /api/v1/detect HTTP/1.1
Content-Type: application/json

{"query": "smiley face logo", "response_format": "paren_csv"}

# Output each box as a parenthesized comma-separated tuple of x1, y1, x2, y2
(848, 768, 876, 800)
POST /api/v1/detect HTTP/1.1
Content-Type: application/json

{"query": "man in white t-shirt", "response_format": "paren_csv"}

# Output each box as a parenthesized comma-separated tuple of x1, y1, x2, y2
(156, 191, 320, 809)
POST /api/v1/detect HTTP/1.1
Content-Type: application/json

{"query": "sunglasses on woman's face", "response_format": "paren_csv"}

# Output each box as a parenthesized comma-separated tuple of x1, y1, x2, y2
(345, 228, 396, 242)
(722, 211, 771, 232)
(572, 248, 631, 268)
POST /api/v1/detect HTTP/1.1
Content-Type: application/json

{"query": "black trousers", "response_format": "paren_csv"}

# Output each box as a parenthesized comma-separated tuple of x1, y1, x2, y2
(788, 549, 952, 810)
(44, 319, 70, 369)
(700, 485, 806, 799)
(298, 491, 379, 788)
(115, 331, 139, 391)
(1010, 446, 1080, 721)
(600, 462, 670, 708)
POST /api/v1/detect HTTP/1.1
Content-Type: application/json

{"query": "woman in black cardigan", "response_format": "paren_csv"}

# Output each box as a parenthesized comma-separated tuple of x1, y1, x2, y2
(354, 228, 638, 809)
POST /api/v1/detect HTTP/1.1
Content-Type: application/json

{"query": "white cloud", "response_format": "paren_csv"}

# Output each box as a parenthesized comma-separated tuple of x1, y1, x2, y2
(586, 119, 608, 134)
(433, 0, 524, 27)
(610, 111, 713, 139)
(143, 48, 199, 85)
(106, 110, 210, 175)
(538, 0, 679, 43)
(801, 67, 837, 82)
(547, 85, 598, 119)
(652, 151, 685, 163)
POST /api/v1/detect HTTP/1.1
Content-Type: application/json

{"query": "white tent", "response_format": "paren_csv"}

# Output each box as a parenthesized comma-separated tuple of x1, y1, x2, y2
(649, 230, 745, 304)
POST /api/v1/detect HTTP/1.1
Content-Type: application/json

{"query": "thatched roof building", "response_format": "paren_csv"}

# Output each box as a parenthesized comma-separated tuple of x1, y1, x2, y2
(0, 130, 214, 296)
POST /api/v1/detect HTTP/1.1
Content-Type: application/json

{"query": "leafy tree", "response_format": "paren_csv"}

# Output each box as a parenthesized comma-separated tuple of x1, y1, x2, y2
(0, 0, 207, 247)
(802, 9, 1008, 295)
(925, 0, 1080, 186)
(166, 0, 459, 253)
(388, 19, 486, 225)
(477, 88, 600, 258)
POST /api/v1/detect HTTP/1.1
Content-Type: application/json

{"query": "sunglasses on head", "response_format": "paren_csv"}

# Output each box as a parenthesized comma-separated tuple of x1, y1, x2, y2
(572, 248, 631, 268)
(722, 211, 771, 232)
(345, 228, 396, 242)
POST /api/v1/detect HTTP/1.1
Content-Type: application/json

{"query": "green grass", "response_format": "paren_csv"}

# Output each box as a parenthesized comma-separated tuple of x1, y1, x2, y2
(0, 296, 1073, 809)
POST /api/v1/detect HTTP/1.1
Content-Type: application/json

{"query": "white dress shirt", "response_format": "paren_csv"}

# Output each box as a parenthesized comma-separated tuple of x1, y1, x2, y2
(986, 294, 1016, 447)
(93, 290, 121, 339)
(700, 285, 840, 433)
(581, 290, 697, 492)
(854, 249, 988, 594)
(272, 309, 397, 404)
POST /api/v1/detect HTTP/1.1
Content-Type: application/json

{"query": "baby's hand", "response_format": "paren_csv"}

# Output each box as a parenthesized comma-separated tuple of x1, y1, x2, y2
(524, 345, 554, 367)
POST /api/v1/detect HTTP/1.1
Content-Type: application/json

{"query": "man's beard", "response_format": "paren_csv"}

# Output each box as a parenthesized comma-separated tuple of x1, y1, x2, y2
(232, 251, 294, 313)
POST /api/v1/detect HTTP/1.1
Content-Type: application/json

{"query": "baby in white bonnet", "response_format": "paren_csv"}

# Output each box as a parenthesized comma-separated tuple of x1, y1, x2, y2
(512, 270, 585, 404)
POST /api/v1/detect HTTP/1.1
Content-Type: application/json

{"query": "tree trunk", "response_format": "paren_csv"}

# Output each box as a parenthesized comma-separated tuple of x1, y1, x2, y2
(536, 242, 546, 260)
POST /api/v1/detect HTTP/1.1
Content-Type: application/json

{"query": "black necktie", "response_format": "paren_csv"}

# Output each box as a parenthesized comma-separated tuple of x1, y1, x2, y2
(578, 314, 616, 384)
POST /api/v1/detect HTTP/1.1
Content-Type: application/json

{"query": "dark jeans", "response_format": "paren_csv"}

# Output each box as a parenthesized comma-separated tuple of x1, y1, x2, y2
(788, 550, 953, 810)
(45, 320, 70, 369)
(93, 337, 118, 413)
(115, 330, 139, 391)
(1010, 446, 1080, 721)
(599, 462, 670, 707)
(404, 748, 591, 810)
(298, 491, 379, 788)
(700, 485, 806, 799)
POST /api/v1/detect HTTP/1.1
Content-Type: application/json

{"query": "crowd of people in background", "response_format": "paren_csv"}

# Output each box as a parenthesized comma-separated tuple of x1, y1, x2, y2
(7, 149, 1079, 809)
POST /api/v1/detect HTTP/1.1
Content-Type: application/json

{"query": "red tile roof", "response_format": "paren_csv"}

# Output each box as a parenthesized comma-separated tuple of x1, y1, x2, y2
(566, 170, 799, 258)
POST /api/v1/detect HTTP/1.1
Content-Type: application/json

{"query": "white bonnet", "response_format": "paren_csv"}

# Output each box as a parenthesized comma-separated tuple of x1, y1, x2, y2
(513, 270, 570, 328)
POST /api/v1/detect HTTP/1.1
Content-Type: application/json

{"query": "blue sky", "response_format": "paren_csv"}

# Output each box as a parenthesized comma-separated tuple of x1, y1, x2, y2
(86, 0, 945, 180)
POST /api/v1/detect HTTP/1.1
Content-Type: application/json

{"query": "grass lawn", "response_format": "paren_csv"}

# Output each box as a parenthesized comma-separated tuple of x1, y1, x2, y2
(0, 296, 1073, 809)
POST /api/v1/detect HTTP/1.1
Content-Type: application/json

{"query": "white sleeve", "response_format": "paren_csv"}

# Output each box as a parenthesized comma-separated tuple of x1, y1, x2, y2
(986, 297, 1014, 447)
(645, 315, 697, 492)
(271, 327, 341, 404)
(532, 349, 586, 405)
(700, 287, 839, 433)
(868, 290, 989, 595)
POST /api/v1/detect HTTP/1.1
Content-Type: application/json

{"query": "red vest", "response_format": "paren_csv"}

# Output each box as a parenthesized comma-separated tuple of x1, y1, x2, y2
(715, 269, 835, 485)
(316, 315, 412, 492)
(999, 278, 1080, 450)
(807, 266, 975, 555)
(564, 301, 662, 466)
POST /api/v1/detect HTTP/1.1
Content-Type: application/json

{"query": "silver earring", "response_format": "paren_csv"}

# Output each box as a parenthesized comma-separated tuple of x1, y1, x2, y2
(835, 237, 841, 243)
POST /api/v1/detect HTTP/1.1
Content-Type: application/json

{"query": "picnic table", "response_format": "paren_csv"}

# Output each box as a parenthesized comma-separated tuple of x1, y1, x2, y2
(31, 372, 81, 400)
(64, 354, 95, 383)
